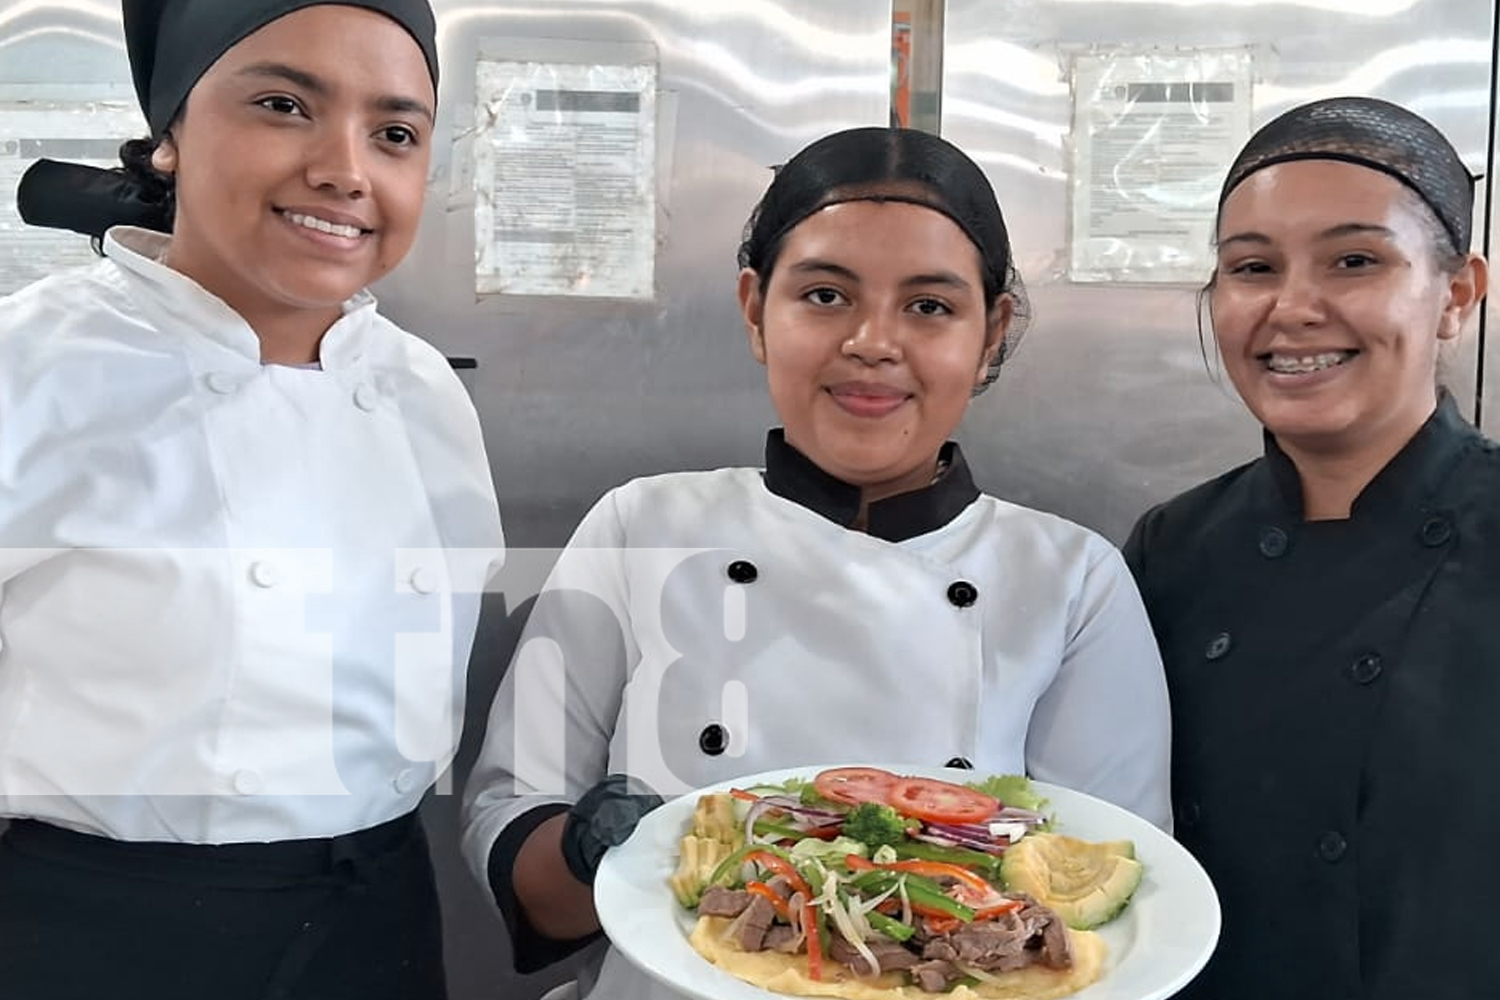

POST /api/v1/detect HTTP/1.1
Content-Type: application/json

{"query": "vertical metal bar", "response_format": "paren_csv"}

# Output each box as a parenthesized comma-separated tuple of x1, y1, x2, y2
(1479, 0, 1500, 427)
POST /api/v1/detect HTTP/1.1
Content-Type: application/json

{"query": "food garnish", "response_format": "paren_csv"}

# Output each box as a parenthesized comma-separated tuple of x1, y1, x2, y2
(672, 767, 1141, 997)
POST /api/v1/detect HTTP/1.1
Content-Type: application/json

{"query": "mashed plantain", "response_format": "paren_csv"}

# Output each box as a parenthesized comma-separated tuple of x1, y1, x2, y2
(688, 916, 1107, 1000)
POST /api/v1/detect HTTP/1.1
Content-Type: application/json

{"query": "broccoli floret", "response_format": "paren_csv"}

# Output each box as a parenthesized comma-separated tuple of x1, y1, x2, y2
(842, 802, 912, 849)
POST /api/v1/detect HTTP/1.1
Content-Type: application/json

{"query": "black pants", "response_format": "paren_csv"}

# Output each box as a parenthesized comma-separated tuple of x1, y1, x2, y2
(0, 813, 447, 1000)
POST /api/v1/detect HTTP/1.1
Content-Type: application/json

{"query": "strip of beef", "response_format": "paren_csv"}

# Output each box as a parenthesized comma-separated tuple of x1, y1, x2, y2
(946, 912, 1035, 971)
(1037, 907, 1073, 969)
(928, 899, 1075, 973)
(828, 935, 922, 977)
(763, 924, 803, 953)
(921, 938, 958, 963)
(911, 959, 963, 993)
(734, 894, 778, 952)
(697, 887, 752, 919)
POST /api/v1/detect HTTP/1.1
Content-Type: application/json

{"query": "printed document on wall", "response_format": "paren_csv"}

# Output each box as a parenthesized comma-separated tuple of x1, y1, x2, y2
(1069, 50, 1253, 283)
(0, 87, 145, 296)
(473, 58, 656, 299)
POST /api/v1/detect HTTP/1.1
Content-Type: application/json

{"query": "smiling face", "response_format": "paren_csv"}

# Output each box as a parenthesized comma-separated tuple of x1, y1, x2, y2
(739, 200, 1008, 501)
(158, 4, 435, 333)
(1210, 159, 1485, 461)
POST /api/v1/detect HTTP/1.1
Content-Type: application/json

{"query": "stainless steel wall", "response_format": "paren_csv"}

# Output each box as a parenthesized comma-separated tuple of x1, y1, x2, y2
(944, 0, 1496, 541)
(0, 2, 1495, 999)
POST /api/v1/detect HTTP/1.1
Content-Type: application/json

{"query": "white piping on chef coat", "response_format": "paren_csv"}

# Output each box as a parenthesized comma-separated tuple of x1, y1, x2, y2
(462, 466, 1169, 998)
(0, 228, 503, 843)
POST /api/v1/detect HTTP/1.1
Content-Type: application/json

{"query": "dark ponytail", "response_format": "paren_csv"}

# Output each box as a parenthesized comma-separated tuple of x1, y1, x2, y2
(16, 134, 175, 248)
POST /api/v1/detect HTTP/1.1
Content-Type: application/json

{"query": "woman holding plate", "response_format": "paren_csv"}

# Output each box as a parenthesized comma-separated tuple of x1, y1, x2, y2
(1125, 97, 1496, 999)
(463, 126, 1170, 998)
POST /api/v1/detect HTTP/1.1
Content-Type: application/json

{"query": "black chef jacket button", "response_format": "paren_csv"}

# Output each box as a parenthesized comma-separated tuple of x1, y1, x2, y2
(1204, 632, 1232, 661)
(1258, 527, 1288, 558)
(1318, 830, 1348, 863)
(1419, 515, 1453, 547)
(1348, 653, 1383, 685)
(945, 757, 973, 770)
(726, 560, 758, 584)
(1175, 800, 1200, 828)
(947, 581, 978, 608)
(698, 723, 729, 756)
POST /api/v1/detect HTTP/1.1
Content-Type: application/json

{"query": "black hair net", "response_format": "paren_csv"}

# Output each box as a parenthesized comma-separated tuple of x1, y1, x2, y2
(1220, 96, 1475, 253)
(738, 127, 1030, 389)
(16, 0, 438, 241)
(126, 0, 438, 137)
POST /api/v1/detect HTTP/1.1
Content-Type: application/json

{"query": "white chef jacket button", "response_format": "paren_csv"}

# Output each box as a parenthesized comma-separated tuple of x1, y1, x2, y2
(409, 568, 437, 594)
(353, 383, 379, 411)
(393, 768, 419, 793)
(946, 580, 978, 608)
(232, 770, 263, 795)
(248, 561, 279, 588)
(726, 560, 758, 584)
(205, 371, 238, 394)
(698, 723, 729, 756)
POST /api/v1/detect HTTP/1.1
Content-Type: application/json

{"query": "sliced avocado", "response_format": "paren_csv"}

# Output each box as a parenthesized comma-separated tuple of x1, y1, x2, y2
(999, 832, 1143, 929)
(690, 793, 741, 842)
(669, 834, 740, 908)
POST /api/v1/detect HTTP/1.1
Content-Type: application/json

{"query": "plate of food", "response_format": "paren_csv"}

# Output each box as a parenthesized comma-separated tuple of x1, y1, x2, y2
(594, 764, 1218, 1000)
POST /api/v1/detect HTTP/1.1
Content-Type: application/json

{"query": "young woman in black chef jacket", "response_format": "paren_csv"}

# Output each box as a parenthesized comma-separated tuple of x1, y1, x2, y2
(1124, 97, 1493, 1000)
(0, 3, 502, 998)
(464, 126, 1172, 999)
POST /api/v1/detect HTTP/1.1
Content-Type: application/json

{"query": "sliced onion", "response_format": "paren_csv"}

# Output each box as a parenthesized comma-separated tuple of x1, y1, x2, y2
(993, 805, 1047, 824)
(912, 829, 1007, 854)
(744, 799, 779, 844)
(954, 962, 1011, 984)
(757, 796, 849, 827)
(823, 876, 880, 975)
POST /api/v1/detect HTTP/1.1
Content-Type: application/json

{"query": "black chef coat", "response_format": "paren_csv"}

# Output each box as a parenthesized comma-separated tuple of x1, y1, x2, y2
(1124, 394, 1500, 1000)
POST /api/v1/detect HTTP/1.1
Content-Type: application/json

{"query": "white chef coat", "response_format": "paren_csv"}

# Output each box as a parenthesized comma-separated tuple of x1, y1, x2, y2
(0, 227, 503, 844)
(462, 434, 1169, 999)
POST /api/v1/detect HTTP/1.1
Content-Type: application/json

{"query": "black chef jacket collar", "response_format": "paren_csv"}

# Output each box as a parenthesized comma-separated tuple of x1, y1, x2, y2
(1263, 391, 1477, 520)
(762, 429, 980, 542)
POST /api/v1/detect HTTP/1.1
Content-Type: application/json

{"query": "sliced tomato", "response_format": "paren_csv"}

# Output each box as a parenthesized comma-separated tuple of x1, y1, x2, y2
(812, 766, 900, 806)
(885, 777, 999, 825)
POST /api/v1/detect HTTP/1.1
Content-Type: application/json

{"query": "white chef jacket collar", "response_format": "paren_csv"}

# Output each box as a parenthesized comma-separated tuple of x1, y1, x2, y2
(762, 429, 980, 542)
(103, 226, 378, 369)
(1262, 390, 1475, 522)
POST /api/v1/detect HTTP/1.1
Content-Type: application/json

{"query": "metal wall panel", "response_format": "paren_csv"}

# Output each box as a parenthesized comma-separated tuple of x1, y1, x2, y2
(0, 3, 889, 998)
(944, 0, 1495, 543)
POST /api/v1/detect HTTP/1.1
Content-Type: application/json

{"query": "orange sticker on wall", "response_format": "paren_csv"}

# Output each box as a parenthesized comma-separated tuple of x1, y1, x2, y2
(891, 12, 912, 128)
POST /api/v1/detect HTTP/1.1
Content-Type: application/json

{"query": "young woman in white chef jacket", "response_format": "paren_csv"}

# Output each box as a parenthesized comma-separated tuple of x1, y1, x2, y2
(0, 3, 501, 998)
(463, 126, 1168, 998)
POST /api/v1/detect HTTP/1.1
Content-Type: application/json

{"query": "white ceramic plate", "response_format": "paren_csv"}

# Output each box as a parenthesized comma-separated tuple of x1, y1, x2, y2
(595, 764, 1219, 1000)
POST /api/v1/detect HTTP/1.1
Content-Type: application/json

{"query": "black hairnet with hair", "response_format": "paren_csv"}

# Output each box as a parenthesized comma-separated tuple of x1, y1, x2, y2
(1219, 96, 1475, 253)
(16, 0, 438, 240)
(738, 127, 1030, 388)
(125, 0, 438, 137)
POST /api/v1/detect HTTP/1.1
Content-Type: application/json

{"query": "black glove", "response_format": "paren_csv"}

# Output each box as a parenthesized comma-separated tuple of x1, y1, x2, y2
(560, 774, 664, 886)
